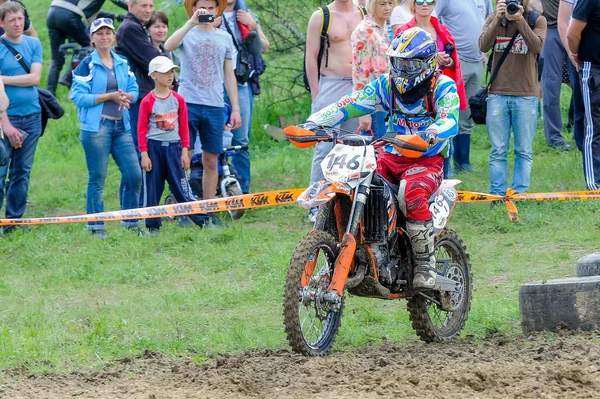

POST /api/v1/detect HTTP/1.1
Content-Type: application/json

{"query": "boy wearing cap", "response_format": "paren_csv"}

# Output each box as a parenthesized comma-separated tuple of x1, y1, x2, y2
(164, 0, 241, 210)
(138, 55, 212, 234)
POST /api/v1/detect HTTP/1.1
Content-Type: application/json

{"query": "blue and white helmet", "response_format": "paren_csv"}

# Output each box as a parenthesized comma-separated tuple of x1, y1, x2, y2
(387, 27, 438, 94)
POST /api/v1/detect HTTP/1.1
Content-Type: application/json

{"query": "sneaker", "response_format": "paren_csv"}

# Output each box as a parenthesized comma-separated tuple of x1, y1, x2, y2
(208, 214, 223, 226)
(177, 216, 193, 228)
(308, 208, 318, 224)
(2, 225, 31, 235)
(126, 226, 148, 236)
(91, 230, 108, 240)
(490, 199, 506, 208)
(551, 143, 572, 152)
(149, 228, 160, 237)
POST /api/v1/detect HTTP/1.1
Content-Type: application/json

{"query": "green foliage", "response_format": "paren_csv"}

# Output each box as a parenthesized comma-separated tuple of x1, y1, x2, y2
(0, 0, 597, 373)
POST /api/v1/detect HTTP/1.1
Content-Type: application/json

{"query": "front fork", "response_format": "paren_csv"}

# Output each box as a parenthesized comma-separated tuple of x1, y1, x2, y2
(326, 173, 373, 300)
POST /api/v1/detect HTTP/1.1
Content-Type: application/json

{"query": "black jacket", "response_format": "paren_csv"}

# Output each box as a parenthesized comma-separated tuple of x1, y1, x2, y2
(115, 13, 161, 99)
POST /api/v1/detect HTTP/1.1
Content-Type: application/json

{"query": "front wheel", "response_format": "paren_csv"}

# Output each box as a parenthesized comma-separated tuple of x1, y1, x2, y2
(283, 230, 343, 356)
(407, 229, 472, 342)
(224, 184, 245, 219)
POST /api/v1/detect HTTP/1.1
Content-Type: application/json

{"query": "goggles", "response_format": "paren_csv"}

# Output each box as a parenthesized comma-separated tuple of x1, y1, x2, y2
(414, 0, 436, 5)
(390, 58, 429, 79)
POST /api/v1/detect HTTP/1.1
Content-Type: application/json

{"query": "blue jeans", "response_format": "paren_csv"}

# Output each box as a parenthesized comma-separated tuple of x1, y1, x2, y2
(225, 82, 251, 193)
(359, 111, 387, 139)
(81, 118, 142, 231)
(486, 94, 538, 195)
(0, 113, 42, 221)
(120, 100, 144, 207)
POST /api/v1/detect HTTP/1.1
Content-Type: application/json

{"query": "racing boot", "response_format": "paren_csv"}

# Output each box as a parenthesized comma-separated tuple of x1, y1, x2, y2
(406, 219, 437, 290)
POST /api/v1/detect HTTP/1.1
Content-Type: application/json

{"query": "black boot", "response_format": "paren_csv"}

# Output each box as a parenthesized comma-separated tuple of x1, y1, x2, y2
(453, 134, 476, 172)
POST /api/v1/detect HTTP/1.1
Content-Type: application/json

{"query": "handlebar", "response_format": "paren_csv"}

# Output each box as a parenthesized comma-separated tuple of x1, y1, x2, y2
(283, 125, 430, 158)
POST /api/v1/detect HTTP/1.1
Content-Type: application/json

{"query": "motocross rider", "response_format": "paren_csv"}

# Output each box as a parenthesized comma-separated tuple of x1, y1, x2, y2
(303, 27, 459, 290)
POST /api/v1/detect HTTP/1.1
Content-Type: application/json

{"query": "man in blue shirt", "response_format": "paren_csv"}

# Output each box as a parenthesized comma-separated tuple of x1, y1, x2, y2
(0, 1, 43, 234)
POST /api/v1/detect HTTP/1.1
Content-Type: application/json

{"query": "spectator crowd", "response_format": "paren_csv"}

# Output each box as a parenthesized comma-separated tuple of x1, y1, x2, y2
(0, 0, 597, 235)
(0, 0, 268, 237)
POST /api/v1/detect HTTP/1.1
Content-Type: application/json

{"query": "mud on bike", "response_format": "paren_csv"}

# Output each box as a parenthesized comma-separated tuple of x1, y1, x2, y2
(282, 126, 472, 355)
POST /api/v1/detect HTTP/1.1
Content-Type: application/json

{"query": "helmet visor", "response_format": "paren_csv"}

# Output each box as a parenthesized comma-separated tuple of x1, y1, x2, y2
(390, 58, 429, 80)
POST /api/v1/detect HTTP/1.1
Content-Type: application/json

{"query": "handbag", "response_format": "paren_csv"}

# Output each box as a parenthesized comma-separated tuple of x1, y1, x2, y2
(0, 38, 65, 135)
(469, 31, 519, 125)
(223, 20, 252, 84)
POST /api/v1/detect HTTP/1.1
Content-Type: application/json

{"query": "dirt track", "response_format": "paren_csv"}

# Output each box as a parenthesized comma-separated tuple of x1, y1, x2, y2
(2, 332, 599, 399)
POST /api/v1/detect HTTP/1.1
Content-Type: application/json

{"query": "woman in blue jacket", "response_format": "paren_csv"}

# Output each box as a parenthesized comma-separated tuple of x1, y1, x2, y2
(70, 18, 141, 239)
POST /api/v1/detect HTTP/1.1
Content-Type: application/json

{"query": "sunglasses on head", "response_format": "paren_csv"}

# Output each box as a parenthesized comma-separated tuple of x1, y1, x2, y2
(415, 0, 436, 5)
(91, 17, 113, 27)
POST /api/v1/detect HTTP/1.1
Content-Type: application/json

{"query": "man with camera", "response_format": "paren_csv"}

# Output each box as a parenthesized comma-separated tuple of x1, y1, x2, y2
(479, 0, 547, 197)
(435, 0, 493, 173)
(215, 0, 260, 195)
(164, 0, 241, 208)
(567, 0, 600, 190)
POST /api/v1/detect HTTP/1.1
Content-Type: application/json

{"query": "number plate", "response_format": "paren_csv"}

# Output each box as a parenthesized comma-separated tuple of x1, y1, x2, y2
(321, 144, 377, 184)
(430, 186, 458, 233)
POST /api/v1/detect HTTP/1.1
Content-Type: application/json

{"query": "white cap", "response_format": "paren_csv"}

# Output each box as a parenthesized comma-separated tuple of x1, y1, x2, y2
(148, 56, 180, 75)
(90, 18, 115, 34)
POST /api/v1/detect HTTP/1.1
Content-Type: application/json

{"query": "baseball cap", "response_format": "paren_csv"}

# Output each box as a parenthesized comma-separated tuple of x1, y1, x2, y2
(90, 18, 115, 34)
(148, 56, 180, 75)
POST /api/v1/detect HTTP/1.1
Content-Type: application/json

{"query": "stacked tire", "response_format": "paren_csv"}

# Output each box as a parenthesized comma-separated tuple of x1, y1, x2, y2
(520, 252, 600, 334)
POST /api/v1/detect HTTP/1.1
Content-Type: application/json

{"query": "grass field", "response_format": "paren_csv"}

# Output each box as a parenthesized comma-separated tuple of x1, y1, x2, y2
(0, 0, 598, 375)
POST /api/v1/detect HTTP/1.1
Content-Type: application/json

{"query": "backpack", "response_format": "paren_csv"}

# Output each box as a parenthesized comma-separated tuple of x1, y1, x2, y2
(303, 4, 366, 92)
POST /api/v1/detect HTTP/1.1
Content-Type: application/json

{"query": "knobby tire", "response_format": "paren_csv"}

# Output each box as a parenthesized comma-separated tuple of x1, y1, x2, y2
(407, 229, 473, 342)
(283, 230, 343, 356)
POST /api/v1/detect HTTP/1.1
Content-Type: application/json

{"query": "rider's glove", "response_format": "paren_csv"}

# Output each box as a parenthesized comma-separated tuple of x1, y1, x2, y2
(420, 129, 438, 145)
(298, 121, 318, 131)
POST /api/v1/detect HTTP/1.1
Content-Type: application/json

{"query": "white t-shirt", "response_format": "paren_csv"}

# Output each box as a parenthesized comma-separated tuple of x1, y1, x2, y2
(221, 11, 239, 70)
(390, 5, 413, 27)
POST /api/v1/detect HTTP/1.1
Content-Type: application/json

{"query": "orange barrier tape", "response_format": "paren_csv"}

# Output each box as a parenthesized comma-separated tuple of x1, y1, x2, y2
(2, 187, 599, 226)
(457, 189, 600, 221)
(0, 189, 305, 226)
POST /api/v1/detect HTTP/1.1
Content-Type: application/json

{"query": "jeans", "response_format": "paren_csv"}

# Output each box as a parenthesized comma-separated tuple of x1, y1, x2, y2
(0, 113, 42, 222)
(225, 82, 251, 193)
(81, 118, 142, 231)
(486, 94, 538, 195)
(120, 100, 144, 208)
(46, 7, 91, 95)
(541, 28, 569, 147)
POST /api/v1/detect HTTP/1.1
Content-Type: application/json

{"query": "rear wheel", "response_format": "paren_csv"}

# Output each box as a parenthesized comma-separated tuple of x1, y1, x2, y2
(225, 184, 245, 219)
(283, 230, 343, 356)
(407, 229, 472, 342)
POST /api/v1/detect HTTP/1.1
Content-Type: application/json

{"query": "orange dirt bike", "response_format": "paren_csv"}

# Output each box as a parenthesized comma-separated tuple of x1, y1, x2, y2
(282, 126, 472, 355)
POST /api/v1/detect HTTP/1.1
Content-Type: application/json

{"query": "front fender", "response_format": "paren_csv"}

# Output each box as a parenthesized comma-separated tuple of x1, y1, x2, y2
(297, 181, 353, 210)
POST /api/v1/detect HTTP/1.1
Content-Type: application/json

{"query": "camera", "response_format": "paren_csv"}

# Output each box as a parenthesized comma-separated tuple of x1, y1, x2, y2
(197, 14, 215, 23)
(506, 0, 522, 15)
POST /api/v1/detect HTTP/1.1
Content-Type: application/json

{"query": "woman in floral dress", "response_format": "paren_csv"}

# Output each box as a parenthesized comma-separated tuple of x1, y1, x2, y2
(351, 0, 395, 138)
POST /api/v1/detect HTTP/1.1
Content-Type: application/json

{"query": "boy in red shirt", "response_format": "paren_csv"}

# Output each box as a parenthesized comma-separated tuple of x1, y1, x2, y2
(138, 56, 213, 235)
